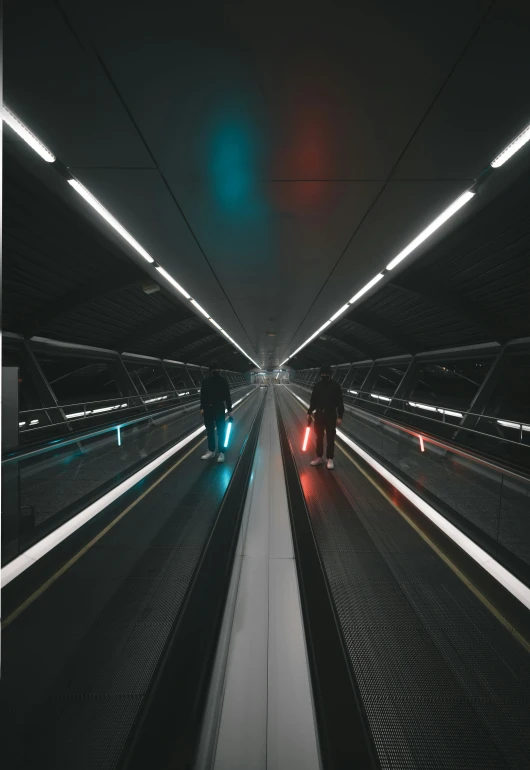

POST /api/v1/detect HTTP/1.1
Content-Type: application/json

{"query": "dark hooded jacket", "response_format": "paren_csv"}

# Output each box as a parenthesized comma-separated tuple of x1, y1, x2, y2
(200, 373, 232, 412)
(308, 378, 344, 418)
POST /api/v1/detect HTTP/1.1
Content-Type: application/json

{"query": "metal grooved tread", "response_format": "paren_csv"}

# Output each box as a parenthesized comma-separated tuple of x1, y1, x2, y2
(277, 388, 530, 770)
(0, 392, 261, 769)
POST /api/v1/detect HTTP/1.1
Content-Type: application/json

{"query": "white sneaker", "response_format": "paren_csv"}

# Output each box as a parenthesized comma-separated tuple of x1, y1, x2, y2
(217, 452, 225, 463)
(201, 450, 215, 460)
(310, 457, 323, 466)
(327, 459, 335, 470)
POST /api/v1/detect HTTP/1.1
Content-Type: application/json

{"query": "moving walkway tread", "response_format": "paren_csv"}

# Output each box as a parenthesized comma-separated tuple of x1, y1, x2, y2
(276, 387, 530, 770)
(0, 388, 263, 770)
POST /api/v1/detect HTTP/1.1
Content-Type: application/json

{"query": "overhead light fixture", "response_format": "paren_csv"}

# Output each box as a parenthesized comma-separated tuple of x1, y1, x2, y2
(491, 122, 530, 168)
(2, 104, 55, 162)
(154, 266, 190, 299)
(191, 299, 210, 318)
(329, 303, 350, 323)
(497, 419, 530, 432)
(209, 318, 222, 330)
(68, 179, 155, 264)
(371, 393, 391, 402)
(386, 190, 475, 271)
(349, 273, 385, 304)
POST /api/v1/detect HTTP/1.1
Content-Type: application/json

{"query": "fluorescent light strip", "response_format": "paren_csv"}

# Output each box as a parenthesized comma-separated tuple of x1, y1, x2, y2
(491, 122, 530, 168)
(349, 273, 385, 304)
(191, 299, 210, 319)
(209, 318, 222, 330)
(154, 265, 190, 298)
(498, 420, 530, 432)
(281, 189, 473, 361)
(409, 401, 463, 418)
(68, 179, 154, 264)
(2, 105, 56, 162)
(1, 390, 254, 586)
(371, 393, 391, 402)
(386, 191, 475, 271)
(348, 390, 358, 395)
(287, 388, 530, 610)
(329, 303, 350, 323)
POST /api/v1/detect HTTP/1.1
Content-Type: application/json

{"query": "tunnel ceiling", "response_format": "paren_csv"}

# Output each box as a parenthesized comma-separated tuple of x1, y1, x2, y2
(4, 1, 530, 369)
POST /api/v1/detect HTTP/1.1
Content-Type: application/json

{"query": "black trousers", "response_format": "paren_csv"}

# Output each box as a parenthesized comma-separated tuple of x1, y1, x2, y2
(203, 405, 226, 452)
(314, 411, 337, 459)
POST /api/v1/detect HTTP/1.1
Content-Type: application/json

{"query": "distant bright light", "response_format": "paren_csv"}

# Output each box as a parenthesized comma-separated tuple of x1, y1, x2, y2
(348, 390, 358, 395)
(491, 123, 530, 168)
(19, 421, 26, 427)
(191, 299, 210, 318)
(2, 105, 56, 162)
(498, 420, 530, 432)
(371, 393, 391, 402)
(68, 179, 155, 264)
(409, 401, 463, 418)
(386, 191, 475, 271)
(349, 274, 385, 305)
(409, 401, 437, 412)
(30, 419, 39, 425)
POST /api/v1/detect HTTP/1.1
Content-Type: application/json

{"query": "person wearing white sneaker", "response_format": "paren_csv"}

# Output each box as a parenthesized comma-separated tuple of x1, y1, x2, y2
(307, 364, 344, 469)
(217, 452, 225, 463)
(201, 450, 216, 460)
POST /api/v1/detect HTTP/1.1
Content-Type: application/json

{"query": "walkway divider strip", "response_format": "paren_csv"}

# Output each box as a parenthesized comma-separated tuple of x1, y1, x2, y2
(276, 393, 381, 770)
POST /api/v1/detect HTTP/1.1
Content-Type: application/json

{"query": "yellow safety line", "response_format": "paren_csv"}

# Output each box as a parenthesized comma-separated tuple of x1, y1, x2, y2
(284, 388, 530, 654)
(3, 394, 253, 629)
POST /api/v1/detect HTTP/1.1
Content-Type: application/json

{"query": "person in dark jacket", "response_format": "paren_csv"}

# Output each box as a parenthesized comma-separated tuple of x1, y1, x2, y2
(200, 360, 233, 463)
(307, 364, 344, 469)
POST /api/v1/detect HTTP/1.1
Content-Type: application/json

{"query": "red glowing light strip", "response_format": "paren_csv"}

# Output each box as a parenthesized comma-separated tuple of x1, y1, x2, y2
(302, 426, 310, 451)
(419, 435, 425, 452)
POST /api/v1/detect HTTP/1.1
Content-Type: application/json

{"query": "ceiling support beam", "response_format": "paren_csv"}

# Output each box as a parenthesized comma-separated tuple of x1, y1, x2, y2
(161, 332, 220, 362)
(347, 310, 417, 353)
(389, 272, 511, 342)
(326, 330, 382, 360)
(117, 311, 197, 352)
(22, 273, 141, 337)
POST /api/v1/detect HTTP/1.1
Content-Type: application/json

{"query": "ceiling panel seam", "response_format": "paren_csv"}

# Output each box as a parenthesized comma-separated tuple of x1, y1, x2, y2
(280, 0, 495, 360)
(56, 1, 257, 356)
